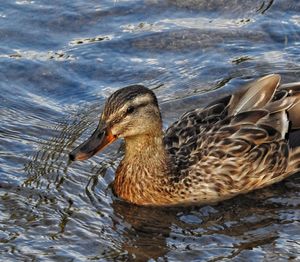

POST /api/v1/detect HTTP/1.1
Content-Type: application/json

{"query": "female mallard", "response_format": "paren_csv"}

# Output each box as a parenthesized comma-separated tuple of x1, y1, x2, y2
(70, 74, 300, 206)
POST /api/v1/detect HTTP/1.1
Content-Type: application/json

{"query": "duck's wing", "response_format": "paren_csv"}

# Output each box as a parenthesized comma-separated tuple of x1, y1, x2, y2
(279, 81, 300, 130)
(164, 94, 231, 171)
(164, 74, 300, 185)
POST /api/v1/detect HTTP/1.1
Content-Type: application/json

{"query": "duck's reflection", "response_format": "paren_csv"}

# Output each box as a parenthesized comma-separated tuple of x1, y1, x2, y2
(111, 200, 181, 261)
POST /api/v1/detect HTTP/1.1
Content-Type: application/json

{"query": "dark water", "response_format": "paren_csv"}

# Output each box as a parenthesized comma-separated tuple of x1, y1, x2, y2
(1, 0, 300, 261)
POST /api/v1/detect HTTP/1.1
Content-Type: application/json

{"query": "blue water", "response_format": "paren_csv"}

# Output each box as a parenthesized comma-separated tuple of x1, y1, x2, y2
(1, 0, 300, 261)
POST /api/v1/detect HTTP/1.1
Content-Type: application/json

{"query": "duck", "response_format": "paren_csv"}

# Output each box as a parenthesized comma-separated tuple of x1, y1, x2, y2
(69, 74, 300, 206)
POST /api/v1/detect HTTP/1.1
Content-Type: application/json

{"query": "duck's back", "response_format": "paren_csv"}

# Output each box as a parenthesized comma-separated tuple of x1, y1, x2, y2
(164, 75, 300, 203)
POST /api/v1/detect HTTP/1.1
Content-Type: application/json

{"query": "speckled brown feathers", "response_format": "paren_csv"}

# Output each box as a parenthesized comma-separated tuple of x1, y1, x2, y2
(162, 74, 300, 204)
(71, 74, 300, 206)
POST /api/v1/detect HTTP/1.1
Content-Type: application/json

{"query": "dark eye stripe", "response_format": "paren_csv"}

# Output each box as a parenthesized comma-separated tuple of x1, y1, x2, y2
(125, 102, 152, 116)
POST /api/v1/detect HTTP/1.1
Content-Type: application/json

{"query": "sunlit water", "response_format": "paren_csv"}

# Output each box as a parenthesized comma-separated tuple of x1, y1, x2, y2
(1, 0, 300, 261)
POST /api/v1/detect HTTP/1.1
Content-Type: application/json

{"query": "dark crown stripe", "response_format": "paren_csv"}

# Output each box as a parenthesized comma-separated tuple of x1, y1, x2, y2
(104, 85, 158, 117)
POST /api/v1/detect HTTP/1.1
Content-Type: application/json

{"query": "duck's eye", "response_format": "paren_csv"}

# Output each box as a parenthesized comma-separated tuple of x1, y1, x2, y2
(126, 106, 135, 114)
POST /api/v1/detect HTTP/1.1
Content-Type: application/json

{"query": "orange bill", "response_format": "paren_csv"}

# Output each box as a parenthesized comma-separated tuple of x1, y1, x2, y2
(69, 124, 116, 161)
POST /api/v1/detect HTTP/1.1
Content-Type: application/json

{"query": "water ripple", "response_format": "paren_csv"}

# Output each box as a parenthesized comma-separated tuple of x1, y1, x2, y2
(1, 0, 300, 260)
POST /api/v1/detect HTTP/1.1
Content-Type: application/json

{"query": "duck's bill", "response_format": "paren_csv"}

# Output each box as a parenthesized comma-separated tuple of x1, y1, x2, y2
(69, 124, 116, 161)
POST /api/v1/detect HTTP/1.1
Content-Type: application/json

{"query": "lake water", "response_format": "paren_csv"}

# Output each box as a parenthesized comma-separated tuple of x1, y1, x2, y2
(1, 0, 300, 261)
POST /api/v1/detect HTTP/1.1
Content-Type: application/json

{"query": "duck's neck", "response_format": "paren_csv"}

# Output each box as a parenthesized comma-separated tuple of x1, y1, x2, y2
(124, 132, 167, 164)
(113, 132, 174, 205)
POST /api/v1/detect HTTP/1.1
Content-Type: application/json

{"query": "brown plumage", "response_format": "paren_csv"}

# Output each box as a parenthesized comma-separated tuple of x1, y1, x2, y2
(70, 74, 300, 206)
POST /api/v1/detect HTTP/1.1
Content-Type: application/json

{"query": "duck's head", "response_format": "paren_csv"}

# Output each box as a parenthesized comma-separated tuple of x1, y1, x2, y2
(69, 85, 162, 161)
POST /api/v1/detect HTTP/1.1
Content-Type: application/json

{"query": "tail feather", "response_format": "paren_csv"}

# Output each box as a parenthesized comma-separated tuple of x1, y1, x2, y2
(259, 96, 299, 138)
(279, 82, 300, 93)
(287, 95, 300, 129)
(278, 81, 300, 129)
(229, 74, 280, 115)
(264, 96, 298, 113)
(258, 111, 289, 138)
(226, 75, 300, 139)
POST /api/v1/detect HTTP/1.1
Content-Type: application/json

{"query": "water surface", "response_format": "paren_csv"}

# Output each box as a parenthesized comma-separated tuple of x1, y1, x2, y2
(1, 0, 300, 261)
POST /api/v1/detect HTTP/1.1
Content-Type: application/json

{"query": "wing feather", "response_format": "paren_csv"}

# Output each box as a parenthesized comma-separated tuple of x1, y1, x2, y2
(229, 74, 280, 115)
(164, 74, 300, 181)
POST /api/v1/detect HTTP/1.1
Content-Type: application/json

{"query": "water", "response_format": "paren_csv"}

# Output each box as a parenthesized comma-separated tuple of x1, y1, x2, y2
(1, 0, 300, 261)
